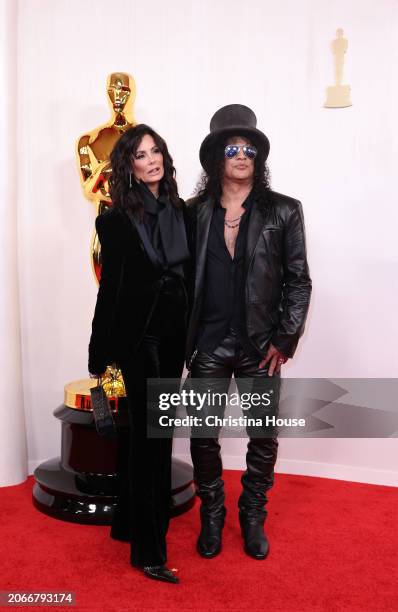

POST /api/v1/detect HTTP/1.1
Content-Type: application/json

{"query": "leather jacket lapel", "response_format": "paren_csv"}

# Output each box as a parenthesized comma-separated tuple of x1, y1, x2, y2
(244, 197, 268, 279)
(194, 197, 214, 300)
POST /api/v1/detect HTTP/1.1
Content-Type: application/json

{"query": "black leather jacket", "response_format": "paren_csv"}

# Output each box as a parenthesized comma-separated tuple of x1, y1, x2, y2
(185, 189, 312, 367)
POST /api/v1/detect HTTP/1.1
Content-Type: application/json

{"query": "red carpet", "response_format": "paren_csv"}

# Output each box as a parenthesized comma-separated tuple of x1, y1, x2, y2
(0, 471, 397, 611)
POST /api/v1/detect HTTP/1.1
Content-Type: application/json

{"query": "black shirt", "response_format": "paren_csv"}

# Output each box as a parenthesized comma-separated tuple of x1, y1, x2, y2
(197, 191, 256, 355)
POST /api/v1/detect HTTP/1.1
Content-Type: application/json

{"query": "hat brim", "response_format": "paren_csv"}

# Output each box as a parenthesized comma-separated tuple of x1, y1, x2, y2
(199, 126, 270, 171)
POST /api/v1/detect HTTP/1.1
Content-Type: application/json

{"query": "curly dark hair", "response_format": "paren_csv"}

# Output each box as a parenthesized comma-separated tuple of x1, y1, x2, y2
(109, 124, 180, 214)
(195, 134, 271, 201)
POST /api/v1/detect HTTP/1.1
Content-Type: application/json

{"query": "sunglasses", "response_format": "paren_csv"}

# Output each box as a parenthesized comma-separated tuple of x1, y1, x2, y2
(224, 144, 258, 159)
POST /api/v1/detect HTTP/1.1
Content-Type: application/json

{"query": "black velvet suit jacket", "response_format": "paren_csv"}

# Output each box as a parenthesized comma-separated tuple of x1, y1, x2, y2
(88, 203, 188, 375)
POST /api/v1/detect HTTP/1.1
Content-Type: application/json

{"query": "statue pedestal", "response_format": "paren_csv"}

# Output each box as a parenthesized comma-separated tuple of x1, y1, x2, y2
(32, 380, 195, 524)
(324, 85, 352, 108)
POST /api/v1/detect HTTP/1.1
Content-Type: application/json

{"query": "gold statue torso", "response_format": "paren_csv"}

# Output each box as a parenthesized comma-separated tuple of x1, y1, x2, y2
(78, 125, 127, 203)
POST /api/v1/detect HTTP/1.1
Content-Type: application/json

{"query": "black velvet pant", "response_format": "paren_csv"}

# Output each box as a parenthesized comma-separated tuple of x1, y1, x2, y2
(190, 329, 279, 521)
(111, 278, 186, 568)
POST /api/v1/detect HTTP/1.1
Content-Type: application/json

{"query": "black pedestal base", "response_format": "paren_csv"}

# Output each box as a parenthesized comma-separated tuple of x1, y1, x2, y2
(32, 403, 195, 524)
(33, 456, 195, 524)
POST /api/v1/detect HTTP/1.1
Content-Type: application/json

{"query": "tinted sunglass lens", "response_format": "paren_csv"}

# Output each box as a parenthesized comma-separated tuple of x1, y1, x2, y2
(225, 145, 239, 158)
(244, 146, 257, 159)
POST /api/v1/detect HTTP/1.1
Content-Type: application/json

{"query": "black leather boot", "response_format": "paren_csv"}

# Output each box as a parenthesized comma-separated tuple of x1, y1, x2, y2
(191, 438, 226, 558)
(238, 437, 278, 560)
(197, 504, 226, 558)
(239, 511, 269, 559)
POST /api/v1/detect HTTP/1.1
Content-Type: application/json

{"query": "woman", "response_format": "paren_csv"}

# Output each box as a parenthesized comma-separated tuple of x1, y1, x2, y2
(88, 124, 189, 584)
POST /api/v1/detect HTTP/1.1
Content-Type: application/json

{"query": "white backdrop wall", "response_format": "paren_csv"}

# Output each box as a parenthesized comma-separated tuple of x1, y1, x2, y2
(6, 0, 398, 486)
(0, 0, 28, 486)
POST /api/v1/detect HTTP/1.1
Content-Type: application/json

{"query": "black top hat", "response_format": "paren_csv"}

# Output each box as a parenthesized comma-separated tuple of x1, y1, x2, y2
(199, 104, 270, 172)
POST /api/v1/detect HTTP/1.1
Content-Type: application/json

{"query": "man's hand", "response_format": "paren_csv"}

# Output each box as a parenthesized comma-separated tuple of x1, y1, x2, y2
(259, 343, 288, 376)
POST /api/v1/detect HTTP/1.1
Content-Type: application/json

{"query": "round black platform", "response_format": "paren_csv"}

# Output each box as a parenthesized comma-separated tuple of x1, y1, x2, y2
(32, 403, 195, 524)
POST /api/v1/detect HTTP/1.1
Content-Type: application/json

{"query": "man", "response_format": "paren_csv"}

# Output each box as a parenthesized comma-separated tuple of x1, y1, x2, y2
(185, 104, 312, 560)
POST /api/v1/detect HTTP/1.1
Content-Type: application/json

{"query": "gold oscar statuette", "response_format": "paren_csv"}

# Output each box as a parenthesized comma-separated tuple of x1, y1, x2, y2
(324, 28, 353, 109)
(77, 72, 137, 281)
(68, 73, 137, 409)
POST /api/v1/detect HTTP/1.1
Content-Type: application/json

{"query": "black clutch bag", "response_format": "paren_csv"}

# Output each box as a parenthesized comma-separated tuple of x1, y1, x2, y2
(90, 378, 117, 438)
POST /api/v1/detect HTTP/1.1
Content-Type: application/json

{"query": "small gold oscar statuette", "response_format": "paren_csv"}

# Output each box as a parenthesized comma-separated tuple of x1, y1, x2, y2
(324, 28, 353, 108)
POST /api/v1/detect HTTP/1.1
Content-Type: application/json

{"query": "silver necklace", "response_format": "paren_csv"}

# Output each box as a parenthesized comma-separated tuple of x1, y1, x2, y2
(224, 213, 244, 229)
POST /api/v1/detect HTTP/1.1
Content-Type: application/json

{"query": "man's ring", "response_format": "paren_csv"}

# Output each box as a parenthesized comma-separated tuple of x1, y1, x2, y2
(278, 358, 284, 364)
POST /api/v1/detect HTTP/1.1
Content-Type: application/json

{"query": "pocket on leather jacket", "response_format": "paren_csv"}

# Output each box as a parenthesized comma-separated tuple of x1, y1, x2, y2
(262, 225, 282, 232)
(262, 226, 283, 250)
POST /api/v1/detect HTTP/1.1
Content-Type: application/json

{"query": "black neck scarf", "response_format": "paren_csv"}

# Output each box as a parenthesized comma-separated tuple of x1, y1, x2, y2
(136, 181, 189, 277)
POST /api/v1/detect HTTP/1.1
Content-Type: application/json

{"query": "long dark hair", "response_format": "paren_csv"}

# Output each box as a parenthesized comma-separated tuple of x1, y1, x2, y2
(109, 124, 180, 214)
(195, 134, 271, 201)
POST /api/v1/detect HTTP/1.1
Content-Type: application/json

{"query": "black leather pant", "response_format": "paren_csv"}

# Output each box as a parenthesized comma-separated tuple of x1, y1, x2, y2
(190, 330, 279, 521)
(111, 276, 186, 568)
